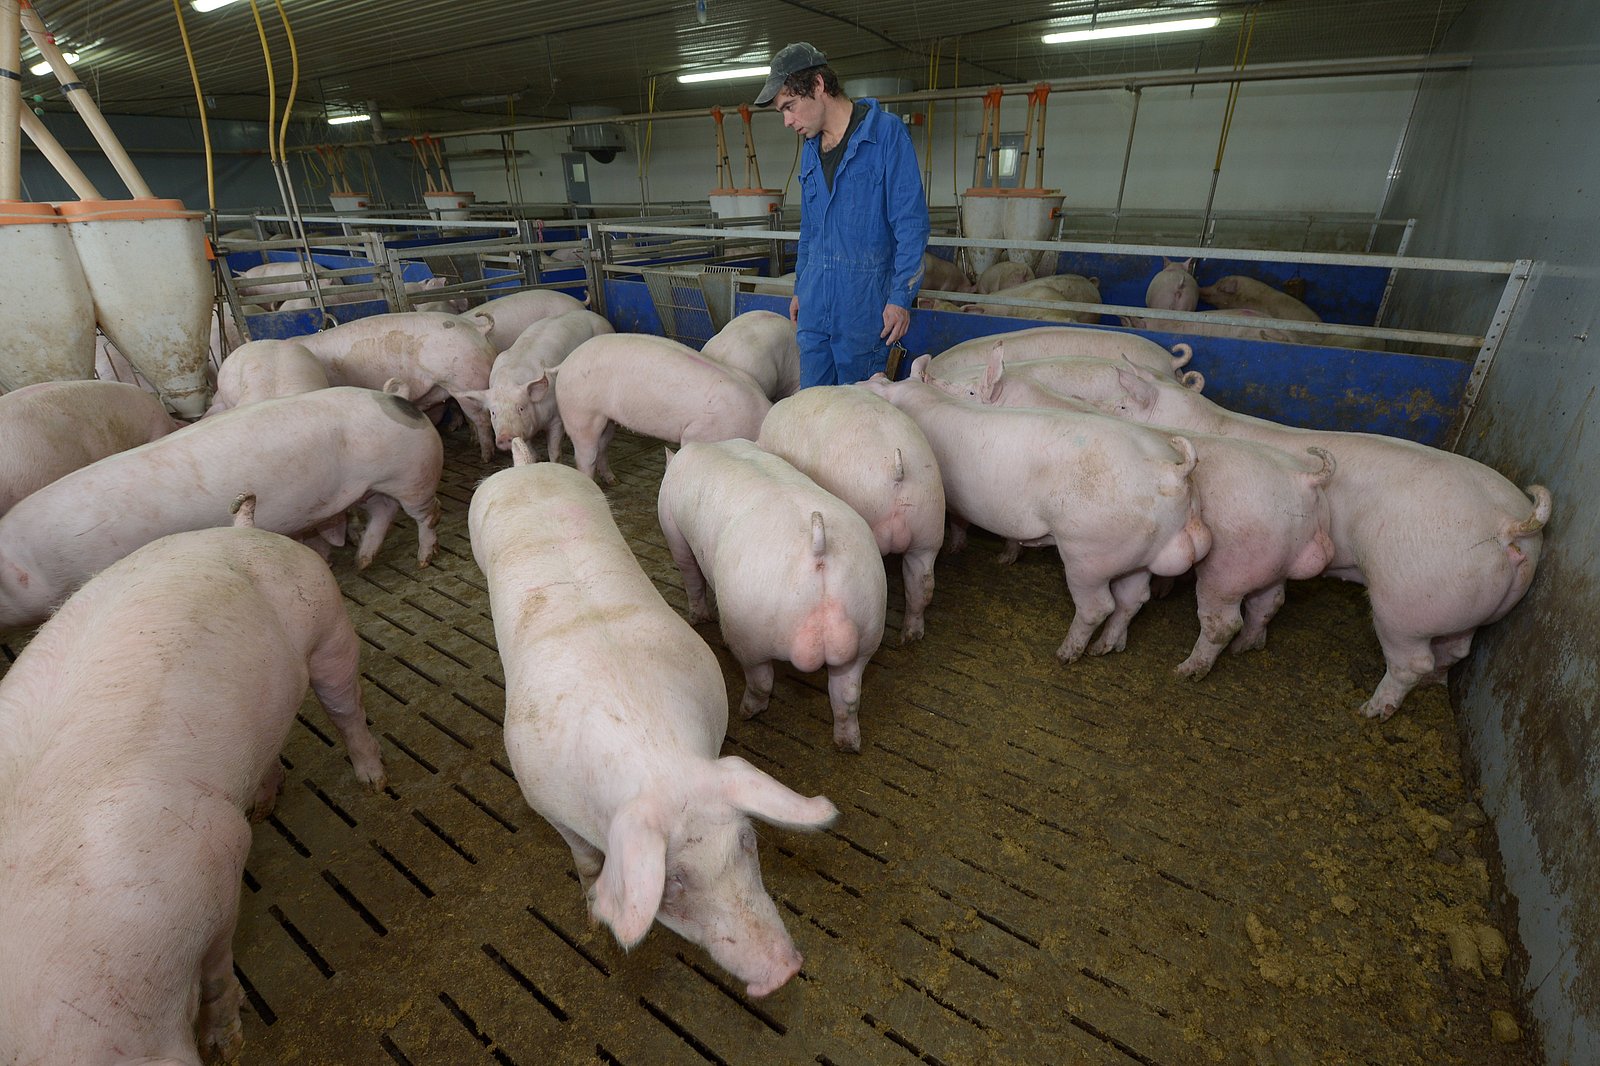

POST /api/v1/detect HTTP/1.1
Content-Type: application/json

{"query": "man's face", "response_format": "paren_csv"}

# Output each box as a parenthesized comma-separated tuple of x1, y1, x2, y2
(774, 77, 826, 138)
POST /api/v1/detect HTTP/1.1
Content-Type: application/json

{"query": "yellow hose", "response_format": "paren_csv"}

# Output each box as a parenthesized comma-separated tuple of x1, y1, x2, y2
(273, 0, 299, 163)
(170, 0, 215, 216)
(1213, 9, 1256, 172)
(247, 1, 276, 163)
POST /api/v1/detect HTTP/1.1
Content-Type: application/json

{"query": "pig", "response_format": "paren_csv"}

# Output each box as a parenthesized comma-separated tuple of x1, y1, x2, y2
(976, 260, 1035, 293)
(1199, 275, 1322, 323)
(858, 369, 1210, 662)
(0, 380, 176, 518)
(555, 333, 772, 485)
(1120, 307, 1300, 343)
(921, 251, 975, 294)
(659, 440, 887, 751)
(1049, 359, 1552, 718)
(233, 259, 345, 309)
(464, 288, 590, 352)
(294, 310, 499, 460)
(0, 386, 443, 630)
(934, 345, 1339, 675)
(916, 297, 964, 312)
(207, 339, 330, 414)
(469, 448, 837, 996)
(700, 309, 802, 400)
(94, 332, 155, 391)
(986, 274, 1102, 323)
(926, 325, 1193, 382)
(1145, 257, 1199, 312)
(0, 521, 386, 1066)
(455, 309, 614, 457)
(758, 386, 945, 642)
(279, 275, 463, 314)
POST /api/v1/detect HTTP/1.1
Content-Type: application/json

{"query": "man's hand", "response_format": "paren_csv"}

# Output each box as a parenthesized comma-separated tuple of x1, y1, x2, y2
(789, 295, 799, 324)
(881, 304, 910, 346)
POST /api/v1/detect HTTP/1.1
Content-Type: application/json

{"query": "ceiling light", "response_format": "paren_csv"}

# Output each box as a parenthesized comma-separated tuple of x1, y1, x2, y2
(191, 0, 242, 11)
(1042, 16, 1219, 45)
(29, 52, 79, 75)
(328, 113, 371, 125)
(678, 65, 770, 85)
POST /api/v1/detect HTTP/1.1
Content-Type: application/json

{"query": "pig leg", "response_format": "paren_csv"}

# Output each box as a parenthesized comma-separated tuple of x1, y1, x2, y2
(545, 416, 566, 464)
(997, 539, 1021, 565)
(553, 822, 605, 893)
(739, 660, 776, 719)
(249, 759, 286, 822)
(1423, 630, 1474, 684)
(1229, 583, 1287, 654)
(454, 397, 495, 462)
(355, 495, 402, 570)
(308, 618, 388, 788)
(401, 493, 442, 569)
(659, 509, 715, 623)
(1361, 617, 1437, 720)
(594, 423, 618, 485)
(827, 658, 867, 753)
(1176, 578, 1246, 680)
(944, 515, 970, 554)
(1087, 570, 1152, 656)
(1055, 560, 1116, 664)
(196, 820, 251, 1064)
(899, 547, 937, 643)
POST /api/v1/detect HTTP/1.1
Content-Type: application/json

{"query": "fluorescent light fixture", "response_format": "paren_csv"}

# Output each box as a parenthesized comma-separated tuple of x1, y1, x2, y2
(191, 0, 242, 12)
(1042, 16, 1219, 44)
(29, 52, 79, 75)
(678, 65, 770, 85)
(328, 113, 372, 125)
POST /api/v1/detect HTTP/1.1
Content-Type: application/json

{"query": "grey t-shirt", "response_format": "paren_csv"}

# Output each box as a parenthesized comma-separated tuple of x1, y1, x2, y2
(819, 101, 870, 194)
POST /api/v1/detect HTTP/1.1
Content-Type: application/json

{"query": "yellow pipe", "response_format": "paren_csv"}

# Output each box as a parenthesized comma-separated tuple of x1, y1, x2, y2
(274, 0, 300, 164)
(247, 0, 276, 163)
(171, 0, 215, 215)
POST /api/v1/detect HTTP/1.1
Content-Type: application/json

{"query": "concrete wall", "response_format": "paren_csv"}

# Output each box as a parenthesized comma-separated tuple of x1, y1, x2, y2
(1382, 3, 1600, 1063)
(447, 74, 1417, 219)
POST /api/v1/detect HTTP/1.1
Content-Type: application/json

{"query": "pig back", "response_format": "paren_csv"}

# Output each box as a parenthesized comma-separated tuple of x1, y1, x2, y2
(557, 334, 771, 444)
(298, 311, 493, 393)
(467, 289, 589, 351)
(927, 326, 1181, 379)
(700, 311, 801, 399)
(0, 380, 174, 517)
(468, 463, 729, 767)
(497, 310, 614, 383)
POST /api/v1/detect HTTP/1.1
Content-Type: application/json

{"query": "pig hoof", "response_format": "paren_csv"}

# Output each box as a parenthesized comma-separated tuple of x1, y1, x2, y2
(356, 552, 378, 570)
(201, 1013, 244, 1064)
(738, 695, 770, 719)
(833, 731, 861, 754)
(1087, 637, 1126, 656)
(1359, 699, 1397, 721)
(1174, 659, 1212, 680)
(900, 622, 925, 645)
(1055, 646, 1084, 665)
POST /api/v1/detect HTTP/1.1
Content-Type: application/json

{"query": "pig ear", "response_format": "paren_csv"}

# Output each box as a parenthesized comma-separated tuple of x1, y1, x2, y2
(526, 373, 551, 402)
(1115, 366, 1159, 412)
(908, 353, 931, 381)
(1182, 258, 1197, 272)
(423, 277, 445, 291)
(959, 304, 985, 314)
(591, 799, 667, 949)
(454, 389, 489, 418)
(978, 342, 1006, 403)
(470, 312, 495, 337)
(1088, 277, 1100, 288)
(663, 446, 676, 464)
(717, 756, 838, 831)
(382, 377, 411, 399)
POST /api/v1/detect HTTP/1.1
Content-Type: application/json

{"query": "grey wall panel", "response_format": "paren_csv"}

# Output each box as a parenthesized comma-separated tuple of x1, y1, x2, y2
(1383, 3, 1600, 1063)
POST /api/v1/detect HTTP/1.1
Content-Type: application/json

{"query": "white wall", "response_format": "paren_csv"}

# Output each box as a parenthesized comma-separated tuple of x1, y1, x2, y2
(444, 74, 1417, 218)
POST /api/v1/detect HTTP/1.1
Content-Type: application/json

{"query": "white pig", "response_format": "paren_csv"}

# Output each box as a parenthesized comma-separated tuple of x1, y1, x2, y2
(1199, 275, 1322, 322)
(935, 345, 1339, 674)
(0, 522, 386, 1066)
(0, 380, 176, 518)
(926, 325, 1192, 382)
(859, 368, 1211, 662)
(975, 260, 1035, 293)
(758, 386, 945, 642)
(1050, 359, 1552, 718)
(1120, 307, 1300, 343)
(555, 333, 772, 484)
(294, 310, 499, 460)
(659, 439, 886, 751)
(700, 309, 802, 400)
(1145, 257, 1199, 312)
(469, 450, 837, 996)
(464, 288, 590, 352)
(921, 252, 975, 294)
(207, 339, 330, 414)
(455, 309, 613, 457)
(233, 259, 345, 309)
(0, 386, 443, 630)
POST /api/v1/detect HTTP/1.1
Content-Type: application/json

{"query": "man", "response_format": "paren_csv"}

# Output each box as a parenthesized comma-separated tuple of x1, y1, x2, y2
(756, 43, 930, 387)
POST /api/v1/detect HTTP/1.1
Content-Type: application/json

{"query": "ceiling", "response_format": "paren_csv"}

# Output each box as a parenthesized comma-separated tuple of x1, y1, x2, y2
(16, 0, 1470, 137)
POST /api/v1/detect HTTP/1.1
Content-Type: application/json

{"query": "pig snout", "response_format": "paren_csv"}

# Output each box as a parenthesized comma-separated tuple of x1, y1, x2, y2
(740, 942, 804, 998)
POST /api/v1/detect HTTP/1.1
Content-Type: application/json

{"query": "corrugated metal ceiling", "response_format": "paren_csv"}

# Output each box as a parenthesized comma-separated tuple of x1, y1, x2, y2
(16, 0, 1469, 132)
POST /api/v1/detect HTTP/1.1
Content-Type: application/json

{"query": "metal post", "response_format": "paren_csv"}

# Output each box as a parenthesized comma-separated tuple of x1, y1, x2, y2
(1449, 259, 1532, 451)
(1110, 87, 1142, 241)
(584, 219, 607, 317)
(1373, 219, 1417, 326)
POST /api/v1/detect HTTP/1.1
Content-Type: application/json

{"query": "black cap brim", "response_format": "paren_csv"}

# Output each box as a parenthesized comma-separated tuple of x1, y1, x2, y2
(754, 70, 788, 107)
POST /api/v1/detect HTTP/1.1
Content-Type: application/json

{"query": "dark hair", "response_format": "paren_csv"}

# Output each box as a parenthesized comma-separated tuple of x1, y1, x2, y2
(782, 65, 842, 100)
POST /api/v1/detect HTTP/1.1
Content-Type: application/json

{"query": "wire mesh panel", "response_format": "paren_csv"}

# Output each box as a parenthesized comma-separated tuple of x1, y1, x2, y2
(641, 265, 747, 346)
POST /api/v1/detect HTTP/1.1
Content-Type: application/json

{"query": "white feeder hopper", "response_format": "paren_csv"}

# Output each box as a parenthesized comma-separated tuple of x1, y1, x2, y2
(330, 191, 370, 214)
(709, 190, 784, 219)
(59, 198, 214, 418)
(424, 189, 475, 221)
(0, 202, 97, 390)
(1003, 189, 1064, 274)
(960, 188, 1008, 278)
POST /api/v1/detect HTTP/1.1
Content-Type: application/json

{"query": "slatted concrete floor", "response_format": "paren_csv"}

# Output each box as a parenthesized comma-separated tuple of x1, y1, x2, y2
(0, 426, 1536, 1066)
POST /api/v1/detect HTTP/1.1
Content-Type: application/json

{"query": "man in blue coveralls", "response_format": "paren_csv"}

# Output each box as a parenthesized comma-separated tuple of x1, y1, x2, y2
(756, 43, 930, 387)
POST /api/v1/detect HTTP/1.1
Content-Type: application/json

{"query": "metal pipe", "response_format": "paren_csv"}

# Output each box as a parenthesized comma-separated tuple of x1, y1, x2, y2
(19, 0, 154, 198)
(18, 107, 100, 198)
(1, 0, 21, 200)
(310, 55, 1472, 150)
(1110, 87, 1142, 240)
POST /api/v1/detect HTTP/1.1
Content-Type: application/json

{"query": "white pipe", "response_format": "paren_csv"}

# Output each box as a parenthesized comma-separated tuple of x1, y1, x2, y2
(18, 0, 154, 198)
(19, 107, 101, 198)
(1, 0, 20, 199)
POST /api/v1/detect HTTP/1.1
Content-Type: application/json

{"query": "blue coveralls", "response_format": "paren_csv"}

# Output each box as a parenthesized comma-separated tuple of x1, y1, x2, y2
(795, 98, 930, 387)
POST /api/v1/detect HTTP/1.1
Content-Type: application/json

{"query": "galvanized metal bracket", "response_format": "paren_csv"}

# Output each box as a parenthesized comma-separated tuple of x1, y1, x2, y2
(1450, 257, 1534, 451)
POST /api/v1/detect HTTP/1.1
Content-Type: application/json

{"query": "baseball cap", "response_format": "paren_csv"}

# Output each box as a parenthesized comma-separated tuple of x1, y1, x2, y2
(754, 42, 828, 106)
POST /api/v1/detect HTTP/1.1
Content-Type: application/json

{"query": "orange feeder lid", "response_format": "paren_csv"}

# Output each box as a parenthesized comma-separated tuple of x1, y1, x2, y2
(57, 198, 204, 222)
(0, 201, 68, 225)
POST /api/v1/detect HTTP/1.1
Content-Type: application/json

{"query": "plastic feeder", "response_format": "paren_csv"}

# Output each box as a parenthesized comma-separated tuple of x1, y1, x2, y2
(959, 188, 1007, 277)
(424, 189, 475, 221)
(59, 198, 213, 418)
(330, 191, 370, 214)
(0, 201, 97, 390)
(708, 189, 784, 219)
(1002, 190, 1064, 273)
